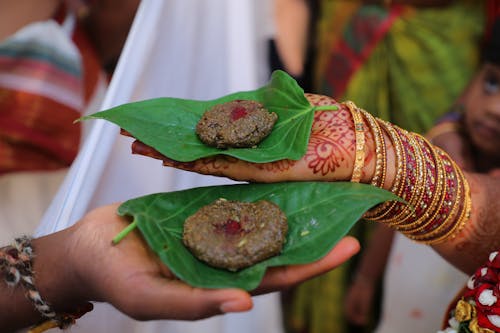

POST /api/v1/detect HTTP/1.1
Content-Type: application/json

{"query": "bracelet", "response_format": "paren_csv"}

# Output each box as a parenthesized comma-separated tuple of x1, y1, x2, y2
(344, 101, 366, 183)
(361, 117, 471, 243)
(359, 109, 387, 188)
(363, 119, 405, 219)
(0, 236, 93, 332)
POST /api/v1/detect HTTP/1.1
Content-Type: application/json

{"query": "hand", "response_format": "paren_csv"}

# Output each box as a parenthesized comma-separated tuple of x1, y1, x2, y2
(131, 94, 375, 184)
(343, 275, 376, 326)
(27, 203, 359, 326)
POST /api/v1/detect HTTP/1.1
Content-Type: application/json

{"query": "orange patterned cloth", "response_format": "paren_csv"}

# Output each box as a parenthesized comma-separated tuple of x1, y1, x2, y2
(0, 12, 102, 175)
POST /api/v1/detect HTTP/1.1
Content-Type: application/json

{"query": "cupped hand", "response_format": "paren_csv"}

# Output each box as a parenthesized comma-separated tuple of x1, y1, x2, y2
(131, 94, 371, 183)
(47, 203, 359, 322)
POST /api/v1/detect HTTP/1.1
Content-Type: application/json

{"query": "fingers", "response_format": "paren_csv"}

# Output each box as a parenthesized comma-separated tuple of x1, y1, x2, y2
(132, 139, 311, 183)
(128, 93, 356, 183)
(254, 236, 360, 294)
(112, 276, 253, 321)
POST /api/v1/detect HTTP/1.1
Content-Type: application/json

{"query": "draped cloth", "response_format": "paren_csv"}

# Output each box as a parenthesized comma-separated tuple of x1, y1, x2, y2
(283, 2, 485, 333)
(0, 19, 82, 174)
(0, 12, 105, 249)
(36, 1, 285, 333)
(314, 1, 484, 134)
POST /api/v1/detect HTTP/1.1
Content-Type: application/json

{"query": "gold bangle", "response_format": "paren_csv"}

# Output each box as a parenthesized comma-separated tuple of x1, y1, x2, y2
(400, 135, 446, 233)
(344, 101, 366, 183)
(359, 109, 387, 188)
(407, 152, 464, 243)
(416, 161, 471, 244)
(381, 131, 427, 227)
(364, 119, 405, 219)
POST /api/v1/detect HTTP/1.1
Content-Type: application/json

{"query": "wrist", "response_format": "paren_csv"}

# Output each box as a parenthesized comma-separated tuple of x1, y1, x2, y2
(33, 229, 88, 312)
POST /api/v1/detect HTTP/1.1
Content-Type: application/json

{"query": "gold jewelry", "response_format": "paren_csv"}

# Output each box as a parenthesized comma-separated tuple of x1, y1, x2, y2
(363, 119, 405, 219)
(405, 151, 457, 241)
(359, 109, 387, 188)
(415, 159, 471, 244)
(407, 151, 463, 243)
(344, 101, 366, 183)
(399, 135, 446, 233)
(380, 129, 427, 227)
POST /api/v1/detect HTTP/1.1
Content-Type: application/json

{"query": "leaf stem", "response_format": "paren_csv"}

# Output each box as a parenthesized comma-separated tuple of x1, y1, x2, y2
(313, 105, 339, 112)
(112, 221, 138, 244)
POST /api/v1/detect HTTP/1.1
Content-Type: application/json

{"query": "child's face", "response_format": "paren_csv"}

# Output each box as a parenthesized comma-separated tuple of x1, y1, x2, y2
(463, 63, 500, 158)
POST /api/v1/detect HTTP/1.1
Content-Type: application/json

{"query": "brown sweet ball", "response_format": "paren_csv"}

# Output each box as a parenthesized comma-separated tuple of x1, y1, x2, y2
(195, 100, 278, 149)
(183, 198, 288, 271)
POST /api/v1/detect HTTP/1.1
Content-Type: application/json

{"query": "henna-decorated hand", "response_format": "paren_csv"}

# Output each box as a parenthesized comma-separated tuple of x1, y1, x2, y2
(130, 94, 377, 184)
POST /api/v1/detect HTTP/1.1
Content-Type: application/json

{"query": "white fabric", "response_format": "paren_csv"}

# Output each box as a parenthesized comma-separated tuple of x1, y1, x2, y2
(374, 234, 468, 333)
(37, 1, 284, 332)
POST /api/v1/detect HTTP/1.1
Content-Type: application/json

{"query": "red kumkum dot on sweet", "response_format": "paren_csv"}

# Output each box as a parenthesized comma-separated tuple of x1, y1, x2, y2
(231, 106, 249, 121)
(215, 219, 243, 235)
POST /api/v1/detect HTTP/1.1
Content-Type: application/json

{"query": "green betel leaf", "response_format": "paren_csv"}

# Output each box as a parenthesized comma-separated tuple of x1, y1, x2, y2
(117, 182, 399, 290)
(80, 70, 337, 162)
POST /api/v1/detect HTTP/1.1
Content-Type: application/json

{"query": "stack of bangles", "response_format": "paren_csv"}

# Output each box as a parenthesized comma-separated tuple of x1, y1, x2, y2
(0, 236, 93, 333)
(344, 101, 472, 245)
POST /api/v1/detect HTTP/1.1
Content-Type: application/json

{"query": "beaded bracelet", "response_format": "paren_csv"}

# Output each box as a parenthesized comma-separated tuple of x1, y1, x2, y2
(0, 236, 93, 332)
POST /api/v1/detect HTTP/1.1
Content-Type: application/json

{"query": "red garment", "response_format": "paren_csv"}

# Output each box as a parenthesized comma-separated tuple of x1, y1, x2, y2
(0, 13, 102, 175)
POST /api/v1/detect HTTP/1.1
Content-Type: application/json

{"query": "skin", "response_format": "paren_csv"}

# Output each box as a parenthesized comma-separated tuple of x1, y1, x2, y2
(81, 0, 140, 72)
(273, 0, 311, 77)
(0, 203, 360, 332)
(132, 94, 379, 185)
(463, 63, 500, 169)
(432, 63, 500, 173)
(343, 224, 394, 326)
(131, 93, 500, 275)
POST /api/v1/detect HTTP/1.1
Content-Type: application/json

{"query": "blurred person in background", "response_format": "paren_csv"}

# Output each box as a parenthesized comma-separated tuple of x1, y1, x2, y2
(0, 0, 139, 243)
(344, 6, 500, 333)
(271, 1, 486, 332)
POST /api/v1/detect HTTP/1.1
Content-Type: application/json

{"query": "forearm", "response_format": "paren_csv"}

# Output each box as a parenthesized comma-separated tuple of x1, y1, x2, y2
(432, 173, 500, 274)
(0, 228, 85, 332)
(273, 0, 310, 76)
(353, 224, 395, 282)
